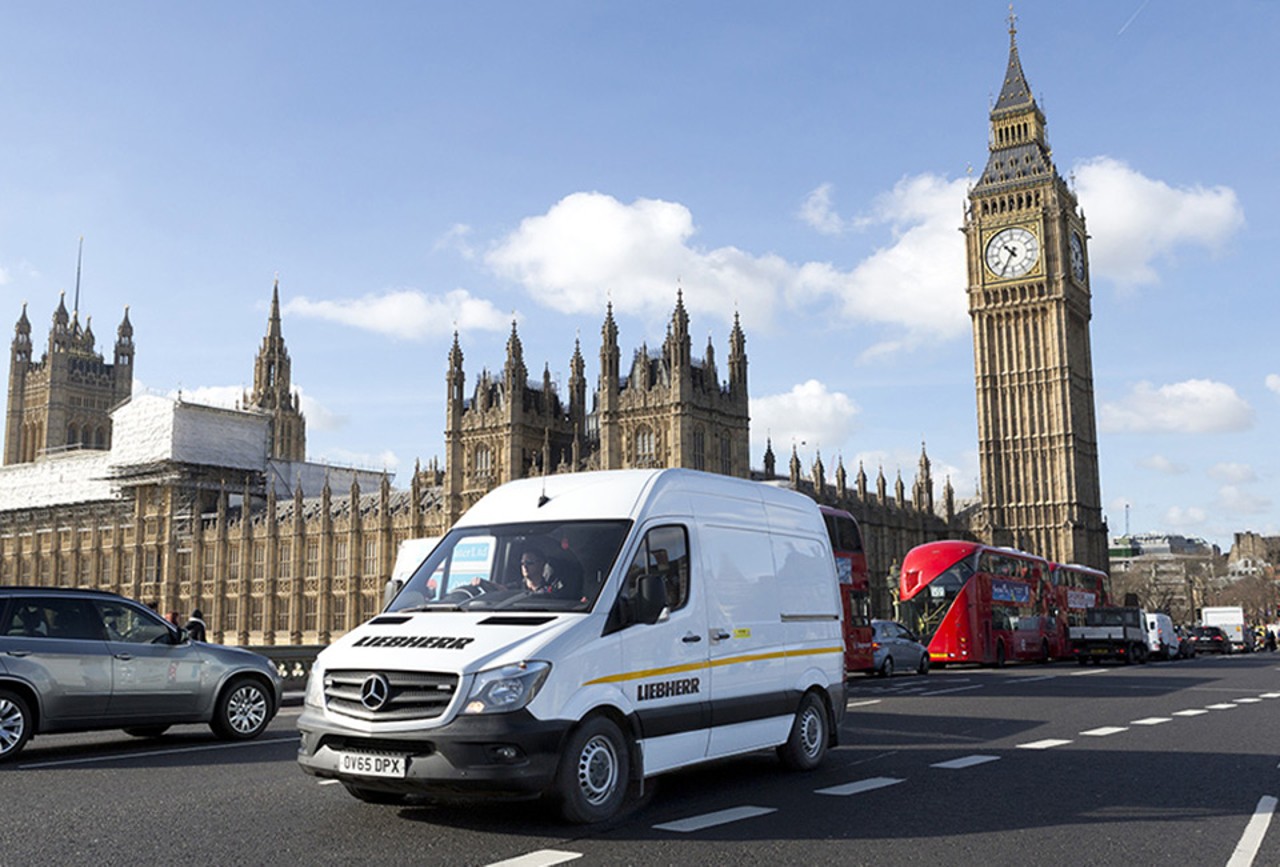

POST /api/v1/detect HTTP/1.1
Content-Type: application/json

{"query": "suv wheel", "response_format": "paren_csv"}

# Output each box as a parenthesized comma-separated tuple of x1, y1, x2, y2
(0, 689, 34, 762)
(211, 678, 272, 740)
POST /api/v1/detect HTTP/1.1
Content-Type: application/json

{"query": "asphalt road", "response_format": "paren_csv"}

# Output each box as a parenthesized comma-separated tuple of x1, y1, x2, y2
(5, 653, 1278, 866)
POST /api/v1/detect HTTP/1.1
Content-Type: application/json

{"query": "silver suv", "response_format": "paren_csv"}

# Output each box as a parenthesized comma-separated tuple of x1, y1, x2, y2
(0, 587, 283, 761)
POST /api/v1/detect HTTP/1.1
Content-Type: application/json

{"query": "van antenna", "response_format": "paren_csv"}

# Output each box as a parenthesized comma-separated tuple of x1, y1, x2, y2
(537, 475, 549, 508)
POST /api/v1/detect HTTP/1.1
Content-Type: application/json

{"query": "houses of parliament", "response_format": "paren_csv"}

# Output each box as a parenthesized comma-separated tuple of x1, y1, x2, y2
(0, 21, 1109, 645)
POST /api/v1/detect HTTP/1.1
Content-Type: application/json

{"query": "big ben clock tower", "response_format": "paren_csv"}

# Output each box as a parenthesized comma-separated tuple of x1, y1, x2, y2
(964, 14, 1108, 570)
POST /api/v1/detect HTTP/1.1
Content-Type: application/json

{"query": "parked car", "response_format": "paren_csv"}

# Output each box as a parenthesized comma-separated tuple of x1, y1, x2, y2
(870, 619, 930, 677)
(1189, 625, 1231, 654)
(0, 587, 283, 761)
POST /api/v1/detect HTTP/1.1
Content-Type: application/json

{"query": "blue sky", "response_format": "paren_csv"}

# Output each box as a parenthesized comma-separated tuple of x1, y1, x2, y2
(1, 2, 1275, 552)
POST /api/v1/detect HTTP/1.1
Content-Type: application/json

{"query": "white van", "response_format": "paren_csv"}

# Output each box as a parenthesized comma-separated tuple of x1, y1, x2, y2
(1146, 612, 1179, 660)
(382, 536, 441, 609)
(298, 469, 846, 822)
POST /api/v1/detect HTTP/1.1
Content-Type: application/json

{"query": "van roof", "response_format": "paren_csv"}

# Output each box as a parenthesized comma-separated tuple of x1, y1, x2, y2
(455, 468, 820, 528)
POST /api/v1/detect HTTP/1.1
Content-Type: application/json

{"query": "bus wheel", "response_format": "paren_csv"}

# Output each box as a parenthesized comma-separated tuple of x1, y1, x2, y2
(994, 642, 1006, 668)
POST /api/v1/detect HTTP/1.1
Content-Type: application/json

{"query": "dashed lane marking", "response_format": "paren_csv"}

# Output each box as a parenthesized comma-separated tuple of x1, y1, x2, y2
(931, 755, 1001, 770)
(1259, 693, 1280, 699)
(654, 806, 777, 833)
(1130, 717, 1172, 726)
(1017, 739, 1073, 750)
(1235, 698, 1263, 704)
(1069, 668, 1108, 676)
(1173, 709, 1210, 717)
(1080, 726, 1128, 737)
(1207, 703, 1239, 710)
(18, 736, 299, 769)
(916, 685, 984, 697)
(485, 850, 584, 867)
(847, 699, 882, 708)
(816, 776, 906, 797)
(1009, 675, 1055, 684)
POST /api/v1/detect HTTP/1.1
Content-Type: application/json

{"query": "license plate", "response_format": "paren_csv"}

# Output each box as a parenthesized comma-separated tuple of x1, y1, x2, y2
(337, 752, 406, 778)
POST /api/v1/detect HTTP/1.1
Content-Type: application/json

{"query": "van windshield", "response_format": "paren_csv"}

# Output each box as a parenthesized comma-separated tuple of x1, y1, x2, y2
(387, 520, 632, 614)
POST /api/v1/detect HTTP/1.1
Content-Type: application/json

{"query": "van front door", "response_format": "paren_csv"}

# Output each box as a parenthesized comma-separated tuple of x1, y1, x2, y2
(616, 524, 709, 775)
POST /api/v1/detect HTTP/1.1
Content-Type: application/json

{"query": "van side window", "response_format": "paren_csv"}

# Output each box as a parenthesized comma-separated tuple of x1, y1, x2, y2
(623, 525, 690, 612)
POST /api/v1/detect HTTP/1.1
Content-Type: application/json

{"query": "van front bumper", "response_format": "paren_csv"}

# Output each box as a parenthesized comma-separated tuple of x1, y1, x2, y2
(297, 707, 571, 796)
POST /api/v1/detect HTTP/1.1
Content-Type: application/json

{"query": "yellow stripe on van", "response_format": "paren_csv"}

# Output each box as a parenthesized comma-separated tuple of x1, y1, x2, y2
(583, 645, 843, 686)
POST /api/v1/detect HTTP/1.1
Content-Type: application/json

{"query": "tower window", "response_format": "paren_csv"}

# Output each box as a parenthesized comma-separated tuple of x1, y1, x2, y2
(635, 426, 655, 466)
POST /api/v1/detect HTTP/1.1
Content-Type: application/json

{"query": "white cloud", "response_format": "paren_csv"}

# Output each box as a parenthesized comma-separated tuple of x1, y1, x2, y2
(487, 182, 970, 351)
(750, 380, 860, 461)
(284, 288, 508, 340)
(1139, 454, 1187, 474)
(486, 191, 783, 326)
(789, 174, 970, 352)
(1100, 379, 1254, 434)
(434, 223, 477, 260)
(1267, 374, 1280, 395)
(1209, 462, 1256, 484)
(798, 183, 846, 235)
(1073, 156, 1245, 289)
(1163, 505, 1207, 529)
(1216, 485, 1270, 515)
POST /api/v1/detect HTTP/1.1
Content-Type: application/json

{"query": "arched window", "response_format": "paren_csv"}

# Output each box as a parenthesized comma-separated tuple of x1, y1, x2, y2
(474, 444, 493, 480)
(635, 426, 655, 466)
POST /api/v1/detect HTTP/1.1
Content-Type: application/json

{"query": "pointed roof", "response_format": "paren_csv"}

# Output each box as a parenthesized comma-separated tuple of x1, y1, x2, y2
(268, 277, 283, 340)
(15, 302, 30, 335)
(993, 13, 1035, 115)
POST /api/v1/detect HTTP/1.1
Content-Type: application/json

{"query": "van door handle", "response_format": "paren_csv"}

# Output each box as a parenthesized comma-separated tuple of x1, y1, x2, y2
(682, 633, 702, 643)
(5, 650, 30, 657)
(710, 630, 731, 643)
(114, 653, 134, 661)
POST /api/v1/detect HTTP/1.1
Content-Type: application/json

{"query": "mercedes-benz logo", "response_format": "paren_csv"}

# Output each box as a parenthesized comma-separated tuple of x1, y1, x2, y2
(360, 673, 390, 711)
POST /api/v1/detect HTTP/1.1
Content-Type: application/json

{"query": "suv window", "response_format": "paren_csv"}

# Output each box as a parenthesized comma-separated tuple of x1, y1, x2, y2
(3, 597, 103, 641)
(96, 599, 171, 644)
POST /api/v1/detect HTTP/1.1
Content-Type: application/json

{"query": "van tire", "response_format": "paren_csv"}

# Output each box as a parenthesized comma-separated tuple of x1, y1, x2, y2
(557, 716, 629, 824)
(777, 691, 828, 771)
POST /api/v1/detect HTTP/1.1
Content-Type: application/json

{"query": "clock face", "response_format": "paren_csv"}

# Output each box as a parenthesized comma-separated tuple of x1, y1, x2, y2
(984, 226, 1040, 279)
(1070, 232, 1086, 282)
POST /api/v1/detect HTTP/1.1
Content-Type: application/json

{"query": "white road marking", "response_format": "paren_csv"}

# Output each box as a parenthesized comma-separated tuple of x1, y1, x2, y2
(486, 850, 584, 867)
(1070, 668, 1108, 676)
(847, 699, 882, 708)
(1235, 698, 1263, 704)
(1259, 693, 1280, 699)
(816, 776, 906, 797)
(18, 736, 298, 769)
(1207, 703, 1239, 710)
(1017, 739, 1072, 750)
(1226, 795, 1277, 867)
(917, 685, 984, 697)
(1130, 717, 1172, 726)
(932, 755, 1000, 770)
(1173, 709, 1210, 717)
(1080, 726, 1128, 737)
(1009, 675, 1055, 684)
(318, 779, 340, 786)
(653, 806, 777, 832)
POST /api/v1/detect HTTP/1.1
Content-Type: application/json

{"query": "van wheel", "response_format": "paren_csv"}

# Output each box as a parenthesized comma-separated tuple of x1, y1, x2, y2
(0, 689, 33, 762)
(557, 716, 629, 824)
(777, 691, 828, 771)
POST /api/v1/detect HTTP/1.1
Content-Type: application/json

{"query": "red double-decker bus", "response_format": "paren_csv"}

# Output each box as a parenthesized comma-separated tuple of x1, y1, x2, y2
(819, 506, 874, 674)
(897, 540, 1056, 666)
(1049, 562, 1112, 626)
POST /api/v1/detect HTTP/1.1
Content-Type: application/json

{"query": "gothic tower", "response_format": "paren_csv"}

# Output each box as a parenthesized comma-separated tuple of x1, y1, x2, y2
(963, 15, 1107, 569)
(246, 279, 306, 462)
(5, 295, 133, 465)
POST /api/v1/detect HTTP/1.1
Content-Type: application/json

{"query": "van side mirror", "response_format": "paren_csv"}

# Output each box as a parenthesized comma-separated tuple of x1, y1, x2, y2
(635, 574, 669, 625)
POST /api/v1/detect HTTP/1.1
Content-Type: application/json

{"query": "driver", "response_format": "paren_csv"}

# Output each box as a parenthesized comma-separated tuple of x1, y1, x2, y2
(519, 548, 575, 598)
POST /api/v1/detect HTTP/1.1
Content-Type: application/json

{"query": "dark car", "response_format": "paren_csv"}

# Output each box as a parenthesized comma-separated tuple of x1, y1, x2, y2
(1189, 625, 1230, 654)
(0, 587, 283, 761)
(1172, 624, 1196, 659)
(870, 619, 930, 677)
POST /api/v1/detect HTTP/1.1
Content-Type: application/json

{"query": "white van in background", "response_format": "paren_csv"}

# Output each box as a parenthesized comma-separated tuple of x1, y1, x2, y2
(1145, 612, 1179, 660)
(298, 469, 846, 823)
(382, 537, 441, 609)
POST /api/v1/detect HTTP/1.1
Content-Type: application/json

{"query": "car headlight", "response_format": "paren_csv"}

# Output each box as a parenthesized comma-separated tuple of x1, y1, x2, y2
(462, 661, 551, 715)
(303, 666, 326, 708)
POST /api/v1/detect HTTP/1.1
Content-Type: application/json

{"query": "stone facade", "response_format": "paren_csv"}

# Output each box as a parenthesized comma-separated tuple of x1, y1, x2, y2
(962, 19, 1109, 570)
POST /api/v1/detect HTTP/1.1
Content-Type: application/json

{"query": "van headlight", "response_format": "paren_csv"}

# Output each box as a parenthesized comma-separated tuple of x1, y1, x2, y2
(462, 661, 551, 715)
(303, 666, 326, 709)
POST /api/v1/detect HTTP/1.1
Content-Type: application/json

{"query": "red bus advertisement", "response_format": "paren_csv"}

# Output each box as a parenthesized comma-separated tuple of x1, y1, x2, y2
(898, 540, 1057, 666)
(820, 506, 874, 673)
